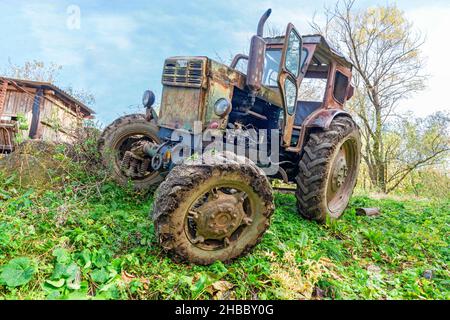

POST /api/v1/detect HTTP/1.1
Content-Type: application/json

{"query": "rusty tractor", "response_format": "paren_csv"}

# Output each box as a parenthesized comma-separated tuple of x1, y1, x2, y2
(99, 9, 361, 264)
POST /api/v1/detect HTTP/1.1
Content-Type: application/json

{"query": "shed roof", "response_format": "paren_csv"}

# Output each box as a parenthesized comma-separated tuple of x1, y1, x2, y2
(0, 77, 95, 116)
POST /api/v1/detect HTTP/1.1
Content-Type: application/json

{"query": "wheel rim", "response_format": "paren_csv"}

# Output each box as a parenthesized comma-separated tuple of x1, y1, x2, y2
(326, 137, 358, 214)
(113, 132, 158, 181)
(184, 183, 257, 251)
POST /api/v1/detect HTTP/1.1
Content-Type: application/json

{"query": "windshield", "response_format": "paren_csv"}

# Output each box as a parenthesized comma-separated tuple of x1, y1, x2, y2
(262, 49, 281, 87)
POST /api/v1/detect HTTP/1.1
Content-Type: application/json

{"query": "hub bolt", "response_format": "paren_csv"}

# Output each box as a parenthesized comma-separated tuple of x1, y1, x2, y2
(189, 211, 199, 219)
(192, 236, 205, 244)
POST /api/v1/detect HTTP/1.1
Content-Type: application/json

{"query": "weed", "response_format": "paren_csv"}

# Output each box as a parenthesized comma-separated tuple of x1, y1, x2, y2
(0, 144, 448, 300)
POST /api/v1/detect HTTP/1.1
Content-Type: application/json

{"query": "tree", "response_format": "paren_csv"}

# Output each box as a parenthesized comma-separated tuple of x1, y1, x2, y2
(2, 59, 95, 107)
(63, 86, 96, 107)
(4, 59, 62, 83)
(384, 111, 449, 193)
(312, 0, 428, 192)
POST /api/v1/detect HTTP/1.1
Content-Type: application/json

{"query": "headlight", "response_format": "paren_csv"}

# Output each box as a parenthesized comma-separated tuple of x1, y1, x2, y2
(214, 98, 231, 117)
(142, 90, 155, 108)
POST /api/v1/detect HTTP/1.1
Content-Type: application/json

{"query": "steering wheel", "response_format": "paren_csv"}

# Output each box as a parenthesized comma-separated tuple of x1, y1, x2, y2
(265, 70, 278, 86)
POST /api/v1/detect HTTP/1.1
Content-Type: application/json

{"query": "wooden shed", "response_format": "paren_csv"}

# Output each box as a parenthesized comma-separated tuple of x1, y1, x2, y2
(0, 77, 95, 153)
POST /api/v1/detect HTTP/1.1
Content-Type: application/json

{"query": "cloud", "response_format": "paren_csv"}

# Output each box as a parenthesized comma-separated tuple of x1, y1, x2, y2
(5, 0, 449, 124)
(89, 14, 138, 50)
(21, 2, 84, 66)
(399, 5, 450, 116)
(21, 2, 141, 65)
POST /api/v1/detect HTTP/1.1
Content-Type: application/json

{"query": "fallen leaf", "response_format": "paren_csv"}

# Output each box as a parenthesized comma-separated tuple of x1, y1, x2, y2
(212, 280, 234, 292)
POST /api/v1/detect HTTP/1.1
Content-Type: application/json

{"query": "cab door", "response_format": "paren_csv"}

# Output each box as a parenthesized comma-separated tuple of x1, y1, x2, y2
(277, 23, 303, 147)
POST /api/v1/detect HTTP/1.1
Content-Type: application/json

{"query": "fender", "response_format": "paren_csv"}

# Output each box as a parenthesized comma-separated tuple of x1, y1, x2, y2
(286, 108, 352, 153)
(306, 108, 352, 130)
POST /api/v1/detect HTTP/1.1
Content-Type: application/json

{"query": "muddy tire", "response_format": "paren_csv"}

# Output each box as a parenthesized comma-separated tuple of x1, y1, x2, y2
(152, 153, 274, 265)
(98, 114, 163, 191)
(295, 116, 361, 223)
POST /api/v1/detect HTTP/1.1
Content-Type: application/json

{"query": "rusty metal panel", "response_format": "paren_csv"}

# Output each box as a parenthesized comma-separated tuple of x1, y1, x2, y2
(306, 108, 351, 129)
(157, 57, 209, 131)
(162, 57, 207, 88)
(204, 61, 237, 128)
(158, 86, 203, 131)
(157, 57, 284, 132)
(204, 79, 232, 129)
(286, 108, 351, 153)
(246, 35, 266, 91)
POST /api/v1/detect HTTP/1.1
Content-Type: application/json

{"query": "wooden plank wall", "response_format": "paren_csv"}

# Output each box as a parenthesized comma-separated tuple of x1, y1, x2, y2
(1, 88, 83, 144)
(40, 93, 81, 143)
(2, 90, 34, 138)
(0, 80, 8, 114)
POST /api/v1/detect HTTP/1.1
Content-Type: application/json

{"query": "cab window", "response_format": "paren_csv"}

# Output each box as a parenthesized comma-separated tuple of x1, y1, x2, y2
(333, 71, 349, 104)
(262, 49, 281, 87)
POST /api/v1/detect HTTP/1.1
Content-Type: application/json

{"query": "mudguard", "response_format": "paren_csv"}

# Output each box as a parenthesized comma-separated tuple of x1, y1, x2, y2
(305, 108, 352, 130)
(288, 108, 353, 153)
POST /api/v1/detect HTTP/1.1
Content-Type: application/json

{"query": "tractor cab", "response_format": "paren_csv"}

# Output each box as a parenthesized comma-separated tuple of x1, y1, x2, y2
(228, 10, 354, 152)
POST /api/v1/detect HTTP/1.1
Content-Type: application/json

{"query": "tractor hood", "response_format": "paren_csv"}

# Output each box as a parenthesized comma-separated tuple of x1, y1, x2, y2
(157, 56, 282, 132)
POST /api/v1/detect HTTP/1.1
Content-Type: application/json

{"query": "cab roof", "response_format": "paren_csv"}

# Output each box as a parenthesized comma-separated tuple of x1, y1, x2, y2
(265, 34, 353, 69)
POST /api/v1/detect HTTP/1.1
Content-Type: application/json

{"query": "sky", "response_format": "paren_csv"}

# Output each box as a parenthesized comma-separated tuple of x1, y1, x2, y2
(0, 0, 449, 125)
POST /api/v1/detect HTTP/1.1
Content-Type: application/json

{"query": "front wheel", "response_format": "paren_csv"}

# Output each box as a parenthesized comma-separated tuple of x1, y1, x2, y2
(295, 116, 361, 223)
(152, 153, 274, 265)
(98, 114, 163, 191)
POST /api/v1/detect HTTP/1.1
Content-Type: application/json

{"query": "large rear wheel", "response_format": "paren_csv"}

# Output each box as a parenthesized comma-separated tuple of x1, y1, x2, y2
(152, 153, 274, 265)
(295, 116, 361, 223)
(98, 114, 163, 191)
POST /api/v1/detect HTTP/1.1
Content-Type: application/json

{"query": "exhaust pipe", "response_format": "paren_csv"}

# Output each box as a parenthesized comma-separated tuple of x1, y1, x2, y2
(257, 8, 272, 37)
(245, 8, 272, 103)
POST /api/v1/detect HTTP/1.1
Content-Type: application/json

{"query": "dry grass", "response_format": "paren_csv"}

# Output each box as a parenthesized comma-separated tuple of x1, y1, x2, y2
(269, 250, 341, 299)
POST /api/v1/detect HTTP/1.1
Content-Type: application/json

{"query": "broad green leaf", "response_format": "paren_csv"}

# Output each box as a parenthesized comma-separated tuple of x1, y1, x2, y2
(78, 249, 92, 269)
(0, 257, 35, 287)
(65, 263, 81, 290)
(190, 273, 208, 296)
(91, 268, 109, 284)
(51, 263, 67, 280)
(45, 278, 65, 288)
(46, 289, 62, 300)
(65, 263, 80, 278)
(97, 281, 120, 300)
(93, 253, 108, 268)
(53, 247, 71, 264)
(64, 281, 89, 300)
(65, 291, 90, 300)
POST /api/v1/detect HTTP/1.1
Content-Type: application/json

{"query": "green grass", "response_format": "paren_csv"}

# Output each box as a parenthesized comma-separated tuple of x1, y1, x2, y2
(0, 160, 449, 300)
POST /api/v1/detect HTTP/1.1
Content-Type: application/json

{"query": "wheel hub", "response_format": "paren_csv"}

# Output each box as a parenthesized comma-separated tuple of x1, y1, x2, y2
(331, 155, 348, 192)
(191, 192, 246, 241)
(117, 137, 155, 179)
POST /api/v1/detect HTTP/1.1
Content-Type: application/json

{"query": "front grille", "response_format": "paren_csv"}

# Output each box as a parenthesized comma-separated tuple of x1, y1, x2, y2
(162, 59, 204, 88)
